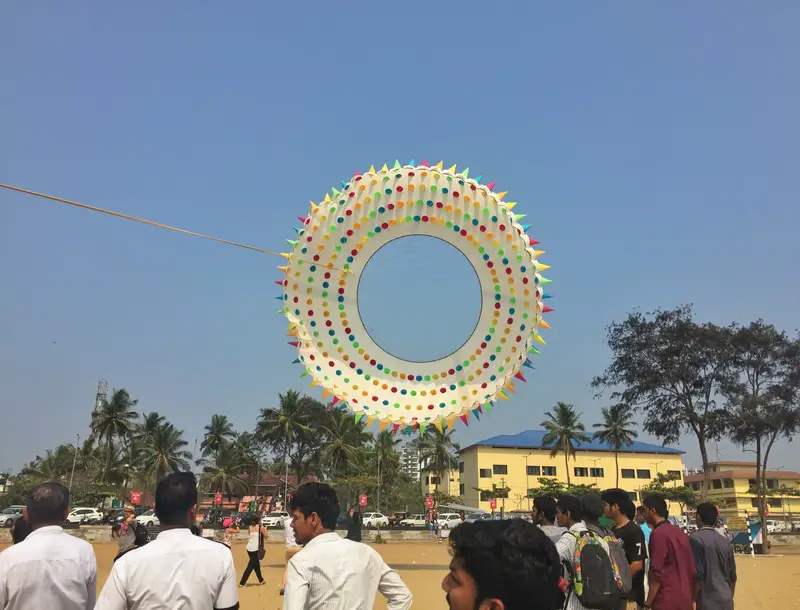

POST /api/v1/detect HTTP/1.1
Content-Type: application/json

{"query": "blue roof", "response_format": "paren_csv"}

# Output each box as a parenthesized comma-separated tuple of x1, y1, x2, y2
(466, 430, 684, 455)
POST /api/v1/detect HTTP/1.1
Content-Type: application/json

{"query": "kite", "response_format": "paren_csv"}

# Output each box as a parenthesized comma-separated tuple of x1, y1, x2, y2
(278, 161, 552, 433)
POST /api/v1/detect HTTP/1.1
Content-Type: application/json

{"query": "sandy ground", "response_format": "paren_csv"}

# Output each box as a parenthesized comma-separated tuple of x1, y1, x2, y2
(3, 540, 800, 608)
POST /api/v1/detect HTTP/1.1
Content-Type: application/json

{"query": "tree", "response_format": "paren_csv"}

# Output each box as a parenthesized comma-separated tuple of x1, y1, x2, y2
(417, 427, 460, 494)
(639, 472, 697, 516)
(201, 414, 236, 457)
(140, 422, 191, 482)
(320, 410, 371, 479)
(723, 322, 800, 554)
(527, 478, 599, 498)
(198, 441, 250, 500)
(593, 403, 638, 487)
(592, 305, 735, 500)
(90, 389, 139, 481)
(541, 402, 590, 485)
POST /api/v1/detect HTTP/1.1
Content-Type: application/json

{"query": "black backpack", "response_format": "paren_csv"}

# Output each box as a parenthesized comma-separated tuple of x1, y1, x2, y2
(133, 522, 149, 546)
(562, 530, 621, 610)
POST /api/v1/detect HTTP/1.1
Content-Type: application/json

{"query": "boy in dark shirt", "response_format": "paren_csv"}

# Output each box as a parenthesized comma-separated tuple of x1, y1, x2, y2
(603, 489, 646, 610)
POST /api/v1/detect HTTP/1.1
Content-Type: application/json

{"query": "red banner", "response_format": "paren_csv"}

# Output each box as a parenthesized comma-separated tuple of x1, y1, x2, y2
(425, 495, 434, 509)
(130, 491, 142, 505)
(214, 491, 223, 505)
(359, 494, 368, 507)
(489, 498, 497, 510)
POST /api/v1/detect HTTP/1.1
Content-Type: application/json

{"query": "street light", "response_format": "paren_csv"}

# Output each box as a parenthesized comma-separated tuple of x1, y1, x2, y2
(524, 453, 533, 511)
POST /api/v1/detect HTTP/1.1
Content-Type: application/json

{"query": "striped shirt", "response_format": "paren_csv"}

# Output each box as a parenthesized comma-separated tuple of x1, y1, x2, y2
(555, 522, 612, 610)
(282, 532, 412, 610)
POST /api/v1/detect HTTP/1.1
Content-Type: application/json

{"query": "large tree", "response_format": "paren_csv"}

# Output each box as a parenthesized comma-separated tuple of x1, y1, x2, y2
(592, 305, 735, 499)
(320, 410, 371, 479)
(200, 414, 236, 457)
(140, 422, 192, 482)
(593, 403, 638, 487)
(541, 402, 590, 485)
(418, 427, 460, 494)
(90, 389, 139, 481)
(723, 322, 800, 554)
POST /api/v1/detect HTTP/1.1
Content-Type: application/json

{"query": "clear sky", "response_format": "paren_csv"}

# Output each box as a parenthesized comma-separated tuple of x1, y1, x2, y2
(2, 3, 799, 474)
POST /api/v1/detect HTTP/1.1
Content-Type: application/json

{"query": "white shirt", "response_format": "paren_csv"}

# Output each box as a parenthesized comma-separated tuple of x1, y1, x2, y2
(282, 532, 412, 610)
(285, 518, 298, 547)
(0, 525, 97, 610)
(556, 522, 612, 610)
(95, 527, 238, 610)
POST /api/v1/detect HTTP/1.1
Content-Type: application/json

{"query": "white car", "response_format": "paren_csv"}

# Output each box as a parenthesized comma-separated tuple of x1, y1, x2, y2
(463, 512, 492, 523)
(0, 506, 26, 527)
(135, 509, 160, 526)
(436, 513, 463, 527)
(261, 511, 290, 527)
(399, 514, 427, 528)
(66, 507, 103, 524)
(362, 512, 389, 528)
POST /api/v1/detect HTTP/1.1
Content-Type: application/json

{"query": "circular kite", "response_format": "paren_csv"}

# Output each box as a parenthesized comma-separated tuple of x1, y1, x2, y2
(278, 161, 552, 432)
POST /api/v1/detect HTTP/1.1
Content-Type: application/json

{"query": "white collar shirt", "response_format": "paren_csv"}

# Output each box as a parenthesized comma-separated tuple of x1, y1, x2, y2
(555, 522, 611, 610)
(282, 531, 412, 610)
(0, 525, 97, 610)
(95, 527, 239, 610)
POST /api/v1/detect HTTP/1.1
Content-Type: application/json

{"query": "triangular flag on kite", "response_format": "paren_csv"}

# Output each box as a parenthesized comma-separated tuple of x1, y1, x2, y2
(447, 164, 457, 173)
(514, 371, 527, 382)
(459, 414, 470, 426)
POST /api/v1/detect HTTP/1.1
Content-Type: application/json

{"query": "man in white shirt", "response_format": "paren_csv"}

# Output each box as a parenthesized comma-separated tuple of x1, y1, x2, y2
(0, 481, 97, 610)
(283, 482, 412, 610)
(95, 472, 239, 610)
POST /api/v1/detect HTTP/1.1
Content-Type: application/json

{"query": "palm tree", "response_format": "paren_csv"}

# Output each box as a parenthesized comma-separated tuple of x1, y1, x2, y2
(90, 389, 139, 480)
(321, 410, 371, 478)
(140, 422, 191, 482)
(541, 402, 590, 485)
(198, 442, 250, 500)
(418, 427, 460, 494)
(22, 445, 74, 481)
(135, 412, 166, 444)
(200, 414, 236, 457)
(593, 403, 638, 487)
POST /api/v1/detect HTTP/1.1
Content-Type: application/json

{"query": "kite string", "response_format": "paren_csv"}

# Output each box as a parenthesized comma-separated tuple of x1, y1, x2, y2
(0, 183, 350, 274)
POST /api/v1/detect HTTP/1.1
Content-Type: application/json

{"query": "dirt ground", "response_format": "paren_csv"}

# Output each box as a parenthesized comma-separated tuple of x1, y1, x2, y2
(3, 540, 800, 608)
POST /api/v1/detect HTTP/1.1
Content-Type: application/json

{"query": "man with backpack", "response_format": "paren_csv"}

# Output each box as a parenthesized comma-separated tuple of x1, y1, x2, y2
(555, 495, 623, 610)
(602, 490, 647, 610)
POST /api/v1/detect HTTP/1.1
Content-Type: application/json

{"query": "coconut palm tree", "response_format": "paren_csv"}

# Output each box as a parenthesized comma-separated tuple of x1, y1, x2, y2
(200, 414, 236, 457)
(541, 402, 590, 485)
(198, 442, 250, 500)
(418, 427, 460, 494)
(321, 410, 371, 478)
(140, 422, 191, 482)
(593, 403, 638, 487)
(134, 412, 166, 444)
(90, 389, 139, 480)
(22, 445, 74, 481)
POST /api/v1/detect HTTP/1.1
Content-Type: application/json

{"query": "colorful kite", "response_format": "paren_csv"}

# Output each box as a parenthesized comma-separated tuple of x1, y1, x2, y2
(278, 161, 551, 433)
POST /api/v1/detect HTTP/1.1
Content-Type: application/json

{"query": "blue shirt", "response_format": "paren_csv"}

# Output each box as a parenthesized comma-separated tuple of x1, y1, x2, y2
(640, 522, 651, 544)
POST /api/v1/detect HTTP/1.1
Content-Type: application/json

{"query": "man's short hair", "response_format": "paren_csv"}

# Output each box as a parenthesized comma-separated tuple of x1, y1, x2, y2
(27, 481, 69, 524)
(533, 496, 557, 522)
(556, 495, 582, 522)
(696, 502, 718, 527)
(289, 482, 339, 530)
(155, 472, 198, 526)
(450, 519, 561, 609)
(601, 489, 629, 509)
(621, 498, 636, 521)
(643, 494, 669, 518)
(581, 493, 605, 521)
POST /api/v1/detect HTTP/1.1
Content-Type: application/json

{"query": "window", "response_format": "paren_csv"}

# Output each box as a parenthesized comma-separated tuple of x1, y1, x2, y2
(590, 468, 605, 478)
(542, 466, 557, 476)
(479, 469, 492, 478)
(767, 479, 778, 490)
(722, 479, 734, 488)
(430, 477, 440, 485)
(712, 480, 723, 489)
(621, 469, 635, 479)
(628, 491, 638, 501)
(459, 462, 464, 473)
(425, 476, 429, 485)
(493, 465, 508, 475)
(636, 469, 651, 479)
(480, 490, 493, 501)
(527, 465, 541, 476)
(574, 467, 589, 477)
(751, 498, 760, 508)
(667, 470, 682, 479)
(748, 479, 756, 489)
(459, 484, 464, 496)
(691, 483, 700, 491)
(768, 498, 783, 508)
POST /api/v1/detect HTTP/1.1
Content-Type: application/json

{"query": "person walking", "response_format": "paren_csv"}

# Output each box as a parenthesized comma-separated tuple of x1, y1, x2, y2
(95, 472, 238, 610)
(603, 490, 647, 610)
(689, 503, 736, 610)
(642, 494, 696, 610)
(223, 517, 240, 548)
(0, 481, 97, 610)
(280, 511, 302, 596)
(239, 513, 268, 587)
(10, 516, 32, 544)
(534, 495, 567, 542)
(283, 482, 412, 610)
(345, 505, 363, 542)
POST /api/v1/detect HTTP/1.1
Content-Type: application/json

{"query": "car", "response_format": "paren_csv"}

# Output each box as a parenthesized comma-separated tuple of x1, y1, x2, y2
(436, 513, 463, 527)
(0, 506, 26, 527)
(399, 514, 427, 528)
(261, 511, 290, 527)
(362, 512, 390, 528)
(463, 512, 492, 523)
(66, 507, 104, 524)
(135, 509, 160, 526)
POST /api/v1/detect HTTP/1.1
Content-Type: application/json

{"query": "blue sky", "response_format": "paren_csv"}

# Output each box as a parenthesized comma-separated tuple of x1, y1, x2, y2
(2, 3, 799, 474)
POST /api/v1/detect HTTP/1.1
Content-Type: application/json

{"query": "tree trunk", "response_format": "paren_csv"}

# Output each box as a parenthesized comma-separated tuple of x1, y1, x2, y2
(698, 436, 711, 501)
(615, 451, 620, 488)
(759, 434, 779, 556)
(564, 442, 571, 486)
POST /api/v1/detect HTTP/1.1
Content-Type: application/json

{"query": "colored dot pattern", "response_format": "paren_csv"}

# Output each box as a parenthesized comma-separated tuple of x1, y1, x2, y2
(281, 164, 548, 425)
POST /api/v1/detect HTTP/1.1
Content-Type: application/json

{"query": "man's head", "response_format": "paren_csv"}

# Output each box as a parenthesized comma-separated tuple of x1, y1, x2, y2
(635, 505, 647, 525)
(443, 519, 561, 610)
(696, 502, 718, 528)
(532, 496, 557, 526)
(581, 493, 605, 524)
(555, 495, 582, 528)
(642, 494, 668, 527)
(601, 489, 631, 523)
(289, 482, 339, 545)
(24, 481, 70, 528)
(621, 498, 636, 521)
(154, 472, 198, 528)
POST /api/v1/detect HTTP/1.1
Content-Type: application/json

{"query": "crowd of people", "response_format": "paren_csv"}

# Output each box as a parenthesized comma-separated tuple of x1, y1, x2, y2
(0, 474, 737, 610)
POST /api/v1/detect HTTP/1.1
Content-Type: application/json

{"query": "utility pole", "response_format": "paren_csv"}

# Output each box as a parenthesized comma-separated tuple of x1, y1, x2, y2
(68, 434, 80, 494)
(524, 453, 532, 512)
(377, 452, 381, 513)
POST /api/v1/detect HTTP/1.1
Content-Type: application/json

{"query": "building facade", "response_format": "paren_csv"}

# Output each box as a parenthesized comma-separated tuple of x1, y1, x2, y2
(685, 461, 800, 521)
(459, 430, 685, 513)
(401, 443, 422, 482)
(420, 466, 460, 497)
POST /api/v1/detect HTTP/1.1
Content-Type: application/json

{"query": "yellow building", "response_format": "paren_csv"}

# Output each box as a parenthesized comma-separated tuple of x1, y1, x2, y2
(458, 430, 685, 513)
(420, 466, 460, 497)
(685, 461, 800, 521)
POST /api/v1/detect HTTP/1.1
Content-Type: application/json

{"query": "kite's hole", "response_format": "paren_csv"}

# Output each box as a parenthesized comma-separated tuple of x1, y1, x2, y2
(357, 236, 481, 363)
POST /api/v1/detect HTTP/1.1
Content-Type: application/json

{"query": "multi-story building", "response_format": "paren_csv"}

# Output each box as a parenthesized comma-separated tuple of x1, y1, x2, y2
(459, 430, 686, 513)
(400, 443, 421, 482)
(420, 466, 460, 497)
(685, 461, 800, 521)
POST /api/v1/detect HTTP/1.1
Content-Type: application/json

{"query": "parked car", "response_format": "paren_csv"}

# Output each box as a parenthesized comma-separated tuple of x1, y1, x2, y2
(66, 507, 104, 524)
(463, 512, 492, 523)
(362, 512, 390, 528)
(399, 514, 427, 528)
(135, 509, 160, 526)
(261, 511, 290, 527)
(436, 513, 463, 527)
(0, 506, 26, 527)
(388, 511, 407, 526)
